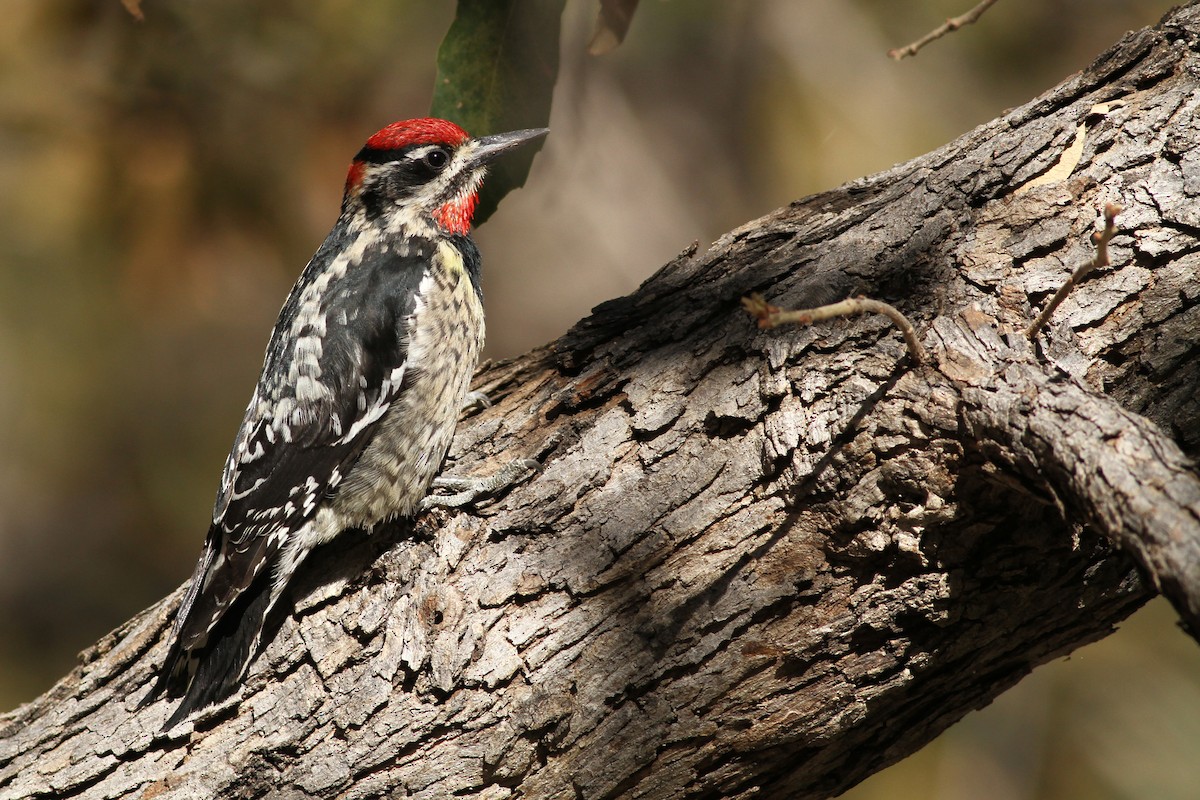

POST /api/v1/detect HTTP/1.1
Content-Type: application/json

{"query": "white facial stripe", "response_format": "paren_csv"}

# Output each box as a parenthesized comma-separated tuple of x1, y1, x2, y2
(360, 143, 485, 220)
(405, 144, 445, 162)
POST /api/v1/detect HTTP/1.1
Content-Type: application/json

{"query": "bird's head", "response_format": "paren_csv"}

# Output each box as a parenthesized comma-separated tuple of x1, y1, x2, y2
(343, 118, 548, 235)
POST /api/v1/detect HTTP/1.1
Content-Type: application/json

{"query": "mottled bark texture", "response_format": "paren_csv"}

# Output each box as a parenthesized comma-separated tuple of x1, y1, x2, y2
(4, 6, 1200, 800)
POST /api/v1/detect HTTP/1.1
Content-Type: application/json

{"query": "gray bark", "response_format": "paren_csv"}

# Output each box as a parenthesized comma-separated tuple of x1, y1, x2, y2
(4, 5, 1200, 799)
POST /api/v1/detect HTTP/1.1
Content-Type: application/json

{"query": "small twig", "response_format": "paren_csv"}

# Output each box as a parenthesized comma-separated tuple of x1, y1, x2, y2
(1025, 203, 1122, 340)
(888, 0, 1001, 60)
(742, 294, 926, 365)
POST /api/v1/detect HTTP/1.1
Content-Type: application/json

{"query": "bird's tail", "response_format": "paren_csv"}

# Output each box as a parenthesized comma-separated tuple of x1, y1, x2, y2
(158, 574, 277, 729)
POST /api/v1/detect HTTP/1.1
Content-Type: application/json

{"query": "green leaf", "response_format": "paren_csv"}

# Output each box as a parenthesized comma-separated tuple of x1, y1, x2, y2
(432, 0, 564, 225)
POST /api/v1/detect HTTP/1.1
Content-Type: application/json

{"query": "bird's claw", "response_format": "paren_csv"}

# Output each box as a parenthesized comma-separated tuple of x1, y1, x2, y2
(421, 457, 539, 510)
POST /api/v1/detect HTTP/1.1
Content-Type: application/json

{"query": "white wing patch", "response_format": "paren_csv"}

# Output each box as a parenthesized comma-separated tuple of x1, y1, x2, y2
(339, 362, 407, 444)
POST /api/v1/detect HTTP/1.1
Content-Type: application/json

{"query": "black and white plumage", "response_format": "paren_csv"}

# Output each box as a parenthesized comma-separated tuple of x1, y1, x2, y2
(152, 119, 547, 723)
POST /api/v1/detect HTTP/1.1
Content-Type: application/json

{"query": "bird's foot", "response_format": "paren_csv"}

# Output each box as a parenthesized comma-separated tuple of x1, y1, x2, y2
(461, 390, 493, 414)
(421, 458, 539, 510)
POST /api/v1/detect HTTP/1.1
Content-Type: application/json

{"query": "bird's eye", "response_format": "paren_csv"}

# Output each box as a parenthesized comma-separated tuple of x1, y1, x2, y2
(423, 148, 449, 171)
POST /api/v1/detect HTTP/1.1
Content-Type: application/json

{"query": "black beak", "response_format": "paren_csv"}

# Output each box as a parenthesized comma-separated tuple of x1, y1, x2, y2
(468, 128, 549, 168)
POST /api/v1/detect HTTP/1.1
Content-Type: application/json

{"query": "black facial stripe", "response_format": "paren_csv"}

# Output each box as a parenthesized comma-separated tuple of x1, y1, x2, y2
(352, 143, 470, 216)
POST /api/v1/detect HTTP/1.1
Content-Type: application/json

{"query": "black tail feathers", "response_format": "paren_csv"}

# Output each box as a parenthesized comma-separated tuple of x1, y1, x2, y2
(155, 575, 276, 729)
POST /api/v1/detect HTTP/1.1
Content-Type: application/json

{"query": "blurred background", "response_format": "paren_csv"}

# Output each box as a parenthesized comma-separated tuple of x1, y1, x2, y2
(1, 1, 1195, 797)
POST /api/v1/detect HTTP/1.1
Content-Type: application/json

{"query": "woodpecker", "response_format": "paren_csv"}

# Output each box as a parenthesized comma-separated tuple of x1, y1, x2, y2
(153, 118, 547, 724)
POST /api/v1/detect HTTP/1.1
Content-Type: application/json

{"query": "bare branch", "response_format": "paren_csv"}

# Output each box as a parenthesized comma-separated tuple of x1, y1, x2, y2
(742, 293, 927, 364)
(1026, 203, 1122, 340)
(888, 0, 1001, 60)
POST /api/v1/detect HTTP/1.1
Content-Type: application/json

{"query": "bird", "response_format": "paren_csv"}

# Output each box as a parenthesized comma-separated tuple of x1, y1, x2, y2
(151, 117, 547, 725)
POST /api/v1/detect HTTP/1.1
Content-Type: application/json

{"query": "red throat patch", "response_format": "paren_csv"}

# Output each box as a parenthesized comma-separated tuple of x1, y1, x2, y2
(433, 192, 479, 236)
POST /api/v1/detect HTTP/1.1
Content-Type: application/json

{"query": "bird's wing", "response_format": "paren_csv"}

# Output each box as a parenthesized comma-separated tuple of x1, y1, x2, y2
(169, 236, 435, 654)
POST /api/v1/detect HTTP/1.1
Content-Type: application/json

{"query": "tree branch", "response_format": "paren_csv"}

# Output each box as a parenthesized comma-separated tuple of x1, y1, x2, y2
(742, 292, 927, 364)
(888, 0, 1002, 60)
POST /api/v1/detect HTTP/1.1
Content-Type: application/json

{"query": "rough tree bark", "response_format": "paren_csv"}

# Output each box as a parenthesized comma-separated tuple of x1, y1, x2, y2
(3, 6, 1200, 800)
